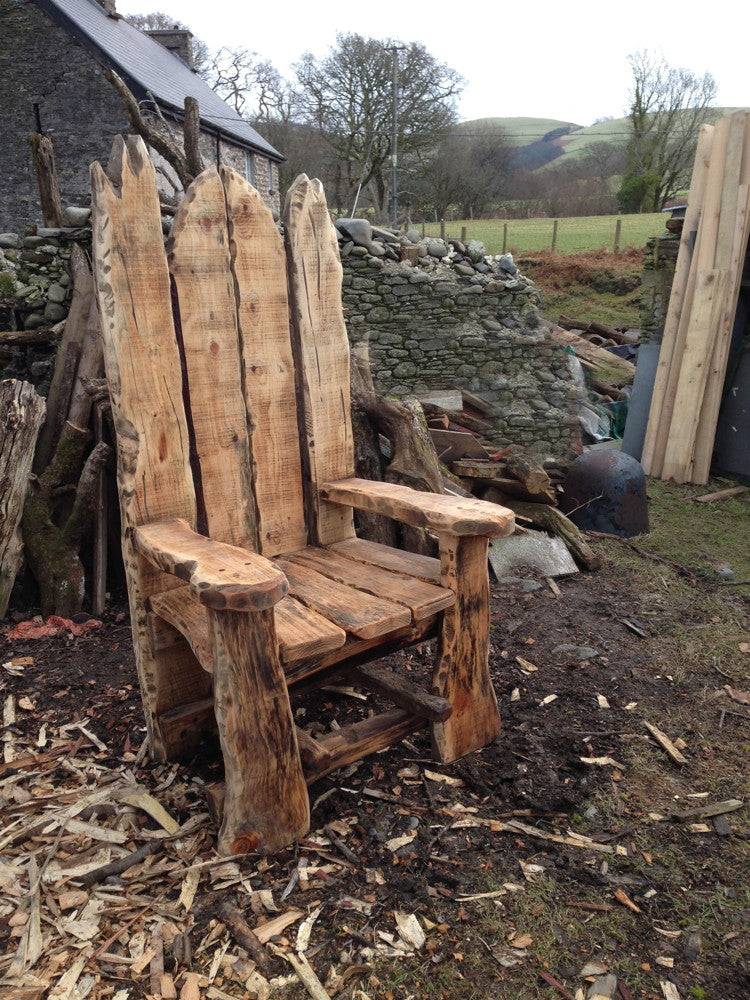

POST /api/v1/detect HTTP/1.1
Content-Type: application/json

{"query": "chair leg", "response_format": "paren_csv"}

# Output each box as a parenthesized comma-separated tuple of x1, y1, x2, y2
(208, 607, 310, 854)
(431, 534, 501, 763)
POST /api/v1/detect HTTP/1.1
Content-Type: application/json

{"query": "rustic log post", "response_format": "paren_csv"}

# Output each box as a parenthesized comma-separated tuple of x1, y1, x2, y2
(209, 607, 309, 855)
(183, 97, 204, 179)
(0, 381, 46, 616)
(29, 133, 64, 227)
(431, 533, 500, 763)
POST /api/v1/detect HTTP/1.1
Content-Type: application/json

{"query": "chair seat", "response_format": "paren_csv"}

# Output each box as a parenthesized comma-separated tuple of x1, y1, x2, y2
(148, 539, 454, 673)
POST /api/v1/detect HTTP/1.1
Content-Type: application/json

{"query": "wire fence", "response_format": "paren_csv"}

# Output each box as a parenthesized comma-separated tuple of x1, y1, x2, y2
(421, 213, 666, 255)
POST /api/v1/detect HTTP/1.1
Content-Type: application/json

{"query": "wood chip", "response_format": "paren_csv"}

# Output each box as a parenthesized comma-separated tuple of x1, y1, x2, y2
(178, 868, 201, 912)
(515, 656, 538, 673)
(596, 694, 610, 709)
(253, 908, 305, 944)
(394, 911, 426, 950)
(613, 888, 641, 913)
(660, 982, 681, 1000)
(643, 722, 688, 764)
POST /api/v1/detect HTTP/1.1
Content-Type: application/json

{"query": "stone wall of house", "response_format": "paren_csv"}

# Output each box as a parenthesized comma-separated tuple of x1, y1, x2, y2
(338, 224, 583, 458)
(0, 0, 281, 230)
(640, 232, 679, 342)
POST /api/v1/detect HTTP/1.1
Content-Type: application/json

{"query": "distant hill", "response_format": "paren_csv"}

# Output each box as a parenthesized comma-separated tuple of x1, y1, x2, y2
(458, 110, 748, 173)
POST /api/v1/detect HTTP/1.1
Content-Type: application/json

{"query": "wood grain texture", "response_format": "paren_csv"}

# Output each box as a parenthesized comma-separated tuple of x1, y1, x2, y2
(330, 537, 442, 583)
(660, 268, 729, 483)
(275, 558, 411, 639)
(307, 710, 424, 783)
(168, 168, 258, 550)
(320, 478, 515, 537)
(642, 124, 714, 474)
(209, 607, 309, 854)
(352, 662, 452, 722)
(284, 174, 355, 546)
(91, 136, 209, 759)
(134, 518, 288, 610)
(221, 167, 308, 556)
(285, 545, 454, 620)
(150, 585, 347, 670)
(431, 534, 500, 763)
(0, 380, 45, 616)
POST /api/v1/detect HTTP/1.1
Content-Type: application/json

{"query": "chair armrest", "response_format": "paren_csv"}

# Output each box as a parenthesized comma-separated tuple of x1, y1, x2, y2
(133, 518, 288, 611)
(320, 478, 515, 538)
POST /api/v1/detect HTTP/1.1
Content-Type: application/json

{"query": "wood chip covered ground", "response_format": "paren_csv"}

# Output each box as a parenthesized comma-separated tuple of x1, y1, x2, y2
(1, 482, 748, 1000)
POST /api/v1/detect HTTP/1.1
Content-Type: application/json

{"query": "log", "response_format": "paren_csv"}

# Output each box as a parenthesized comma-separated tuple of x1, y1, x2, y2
(209, 607, 309, 854)
(34, 245, 95, 472)
(219, 903, 273, 975)
(0, 381, 46, 616)
(183, 97, 204, 179)
(0, 328, 60, 346)
(485, 493, 601, 571)
(351, 662, 452, 721)
(451, 459, 557, 503)
(28, 133, 64, 227)
(504, 452, 552, 496)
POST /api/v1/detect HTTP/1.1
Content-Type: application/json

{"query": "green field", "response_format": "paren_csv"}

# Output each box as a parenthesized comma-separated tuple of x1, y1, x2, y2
(423, 212, 665, 254)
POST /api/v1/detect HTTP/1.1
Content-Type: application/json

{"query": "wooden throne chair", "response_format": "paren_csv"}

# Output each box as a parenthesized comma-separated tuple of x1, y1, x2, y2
(90, 135, 514, 855)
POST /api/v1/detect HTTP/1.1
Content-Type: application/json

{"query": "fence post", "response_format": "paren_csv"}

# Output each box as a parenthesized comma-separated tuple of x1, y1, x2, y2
(551, 219, 558, 253)
(440, 218, 445, 240)
(613, 218, 622, 253)
(421, 221, 425, 238)
(460, 225, 467, 243)
(502, 223, 508, 254)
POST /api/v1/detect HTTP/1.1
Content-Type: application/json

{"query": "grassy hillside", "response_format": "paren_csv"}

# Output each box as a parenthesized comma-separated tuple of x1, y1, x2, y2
(459, 108, 748, 172)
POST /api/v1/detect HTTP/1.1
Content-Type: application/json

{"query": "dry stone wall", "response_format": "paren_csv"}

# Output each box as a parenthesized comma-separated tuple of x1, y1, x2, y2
(338, 222, 583, 457)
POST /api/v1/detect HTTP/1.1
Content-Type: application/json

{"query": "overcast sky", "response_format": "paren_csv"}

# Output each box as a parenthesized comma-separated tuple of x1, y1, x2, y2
(118, 0, 749, 126)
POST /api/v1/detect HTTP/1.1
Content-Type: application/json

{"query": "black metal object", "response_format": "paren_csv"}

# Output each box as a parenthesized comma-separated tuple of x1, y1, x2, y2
(561, 450, 649, 538)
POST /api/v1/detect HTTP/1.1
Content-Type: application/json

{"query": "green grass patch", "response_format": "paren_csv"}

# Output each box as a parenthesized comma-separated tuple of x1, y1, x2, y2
(424, 214, 665, 255)
(541, 283, 642, 329)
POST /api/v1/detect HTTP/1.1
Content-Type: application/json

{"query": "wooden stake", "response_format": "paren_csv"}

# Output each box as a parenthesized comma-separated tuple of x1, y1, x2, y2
(28, 133, 63, 227)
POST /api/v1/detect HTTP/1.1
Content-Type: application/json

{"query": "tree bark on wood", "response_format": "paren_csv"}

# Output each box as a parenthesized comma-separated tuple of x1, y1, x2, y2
(28, 133, 64, 227)
(183, 97, 204, 179)
(0, 381, 46, 616)
(21, 276, 108, 616)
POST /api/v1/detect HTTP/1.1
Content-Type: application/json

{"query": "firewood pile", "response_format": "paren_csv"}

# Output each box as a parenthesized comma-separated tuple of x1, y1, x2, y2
(419, 389, 600, 575)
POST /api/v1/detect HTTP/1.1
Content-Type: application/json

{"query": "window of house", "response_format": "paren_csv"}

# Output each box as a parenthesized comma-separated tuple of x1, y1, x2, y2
(244, 152, 255, 186)
(268, 160, 275, 194)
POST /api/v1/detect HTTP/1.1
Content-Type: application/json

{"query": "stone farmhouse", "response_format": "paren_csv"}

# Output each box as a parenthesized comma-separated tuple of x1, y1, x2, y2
(0, 0, 283, 231)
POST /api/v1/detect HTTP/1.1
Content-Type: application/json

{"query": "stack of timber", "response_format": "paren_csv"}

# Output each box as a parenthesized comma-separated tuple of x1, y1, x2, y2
(418, 391, 599, 570)
(642, 112, 750, 484)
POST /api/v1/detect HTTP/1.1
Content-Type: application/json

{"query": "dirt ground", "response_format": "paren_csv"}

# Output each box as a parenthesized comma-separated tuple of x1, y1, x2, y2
(1, 480, 748, 1000)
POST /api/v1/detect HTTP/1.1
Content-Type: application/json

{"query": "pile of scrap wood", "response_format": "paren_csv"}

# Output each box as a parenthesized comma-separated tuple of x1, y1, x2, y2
(642, 111, 750, 484)
(420, 390, 600, 572)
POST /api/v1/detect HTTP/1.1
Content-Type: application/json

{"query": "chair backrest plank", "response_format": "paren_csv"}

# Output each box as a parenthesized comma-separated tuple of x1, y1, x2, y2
(91, 136, 211, 757)
(222, 167, 308, 556)
(284, 175, 355, 546)
(168, 168, 258, 551)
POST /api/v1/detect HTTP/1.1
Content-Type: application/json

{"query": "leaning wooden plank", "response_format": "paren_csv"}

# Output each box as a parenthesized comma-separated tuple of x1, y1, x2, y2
(91, 135, 209, 760)
(285, 545, 454, 620)
(275, 558, 411, 639)
(648, 117, 730, 478)
(168, 168, 258, 551)
(693, 171, 750, 480)
(209, 607, 309, 854)
(221, 167, 308, 556)
(429, 428, 488, 462)
(284, 174, 355, 546)
(134, 518, 288, 610)
(660, 268, 729, 483)
(308, 710, 424, 782)
(0, 381, 45, 617)
(320, 478, 515, 537)
(352, 662, 452, 722)
(330, 537, 442, 583)
(641, 125, 714, 474)
(432, 534, 500, 762)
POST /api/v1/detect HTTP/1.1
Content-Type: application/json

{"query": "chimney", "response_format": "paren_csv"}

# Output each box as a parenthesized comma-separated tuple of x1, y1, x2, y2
(96, 0, 118, 15)
(146, 28, 195, 70)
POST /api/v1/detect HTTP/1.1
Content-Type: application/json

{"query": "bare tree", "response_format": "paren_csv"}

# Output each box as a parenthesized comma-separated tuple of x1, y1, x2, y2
(620, 51, 716, 211)
(414, 129, 513, 220)
(295, 34, 463, 217)
(125, 11, 210, 76)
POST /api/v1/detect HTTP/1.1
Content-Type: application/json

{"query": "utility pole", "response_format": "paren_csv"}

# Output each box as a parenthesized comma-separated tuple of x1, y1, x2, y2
(387, 44, 406, 227)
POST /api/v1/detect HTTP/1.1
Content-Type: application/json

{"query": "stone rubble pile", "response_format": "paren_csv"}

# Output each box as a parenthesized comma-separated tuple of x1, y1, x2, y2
(335, 217, 530, 292)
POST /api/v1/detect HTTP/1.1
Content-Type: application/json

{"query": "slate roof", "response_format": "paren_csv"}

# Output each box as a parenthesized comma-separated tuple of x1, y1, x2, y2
(37, 0, 283, 160)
